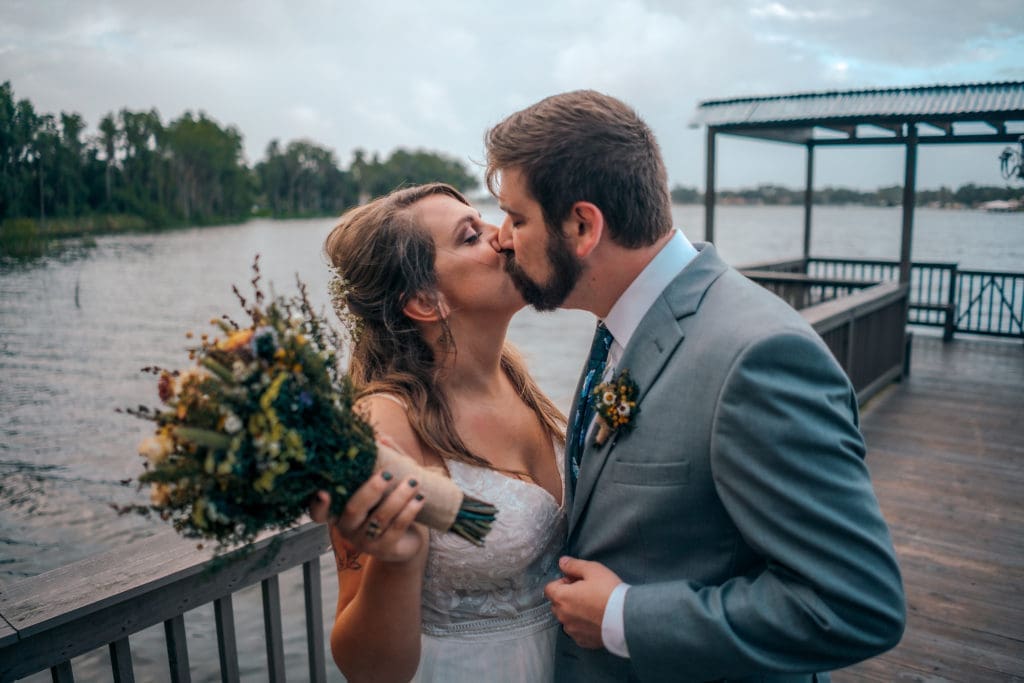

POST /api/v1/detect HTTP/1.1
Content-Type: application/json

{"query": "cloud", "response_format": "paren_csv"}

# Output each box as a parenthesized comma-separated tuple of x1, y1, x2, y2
(1, 0, 1021, 189)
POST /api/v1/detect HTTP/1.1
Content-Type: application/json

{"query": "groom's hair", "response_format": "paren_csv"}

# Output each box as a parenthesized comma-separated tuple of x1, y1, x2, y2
(484, 90, 673, 248)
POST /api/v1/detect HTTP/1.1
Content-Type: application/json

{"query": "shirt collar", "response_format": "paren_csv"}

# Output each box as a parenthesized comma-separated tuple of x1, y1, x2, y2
(602, 229, 697, 352)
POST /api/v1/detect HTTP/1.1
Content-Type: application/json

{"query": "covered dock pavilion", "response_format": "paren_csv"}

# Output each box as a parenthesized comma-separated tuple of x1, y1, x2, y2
(691, 80, 1024, 284)
(690, 82, 1024, 680)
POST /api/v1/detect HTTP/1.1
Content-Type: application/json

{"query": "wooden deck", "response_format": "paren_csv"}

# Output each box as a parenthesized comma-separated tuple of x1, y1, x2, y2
(836, 334, 1024, 682)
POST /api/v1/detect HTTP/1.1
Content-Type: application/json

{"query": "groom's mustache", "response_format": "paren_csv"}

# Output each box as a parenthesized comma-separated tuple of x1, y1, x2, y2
(501, 249, 518, 273)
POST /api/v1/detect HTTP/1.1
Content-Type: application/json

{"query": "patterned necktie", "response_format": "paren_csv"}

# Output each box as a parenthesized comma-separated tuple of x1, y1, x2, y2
(569, 322, 614, 484)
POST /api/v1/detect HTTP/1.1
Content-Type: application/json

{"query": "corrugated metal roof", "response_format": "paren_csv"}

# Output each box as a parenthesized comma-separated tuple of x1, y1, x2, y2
(691, 81, 1024, 129)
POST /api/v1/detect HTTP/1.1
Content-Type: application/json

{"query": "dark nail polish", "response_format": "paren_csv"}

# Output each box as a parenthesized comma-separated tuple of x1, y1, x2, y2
(381, 471, 393, 481)
(408, 478, 418, 487)
(415, 493, 424, 501)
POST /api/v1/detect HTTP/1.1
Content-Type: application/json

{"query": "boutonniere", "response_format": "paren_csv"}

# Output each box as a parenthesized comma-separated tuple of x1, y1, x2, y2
(590, 369, 640, 446)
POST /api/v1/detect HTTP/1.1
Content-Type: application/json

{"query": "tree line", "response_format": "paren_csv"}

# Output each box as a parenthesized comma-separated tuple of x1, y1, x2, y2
(670, 183, 1024, 207)
(0, 81, 478, 234)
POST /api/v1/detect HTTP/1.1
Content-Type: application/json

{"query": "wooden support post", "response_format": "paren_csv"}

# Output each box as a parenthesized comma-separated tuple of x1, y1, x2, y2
(803, 143, 815, 264)
(899, 124, 918, 284)
(704, 127, 716, 244)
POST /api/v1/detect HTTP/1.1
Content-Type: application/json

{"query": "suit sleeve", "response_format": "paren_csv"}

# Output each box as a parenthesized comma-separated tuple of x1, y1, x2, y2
(623, 331, 906, 681)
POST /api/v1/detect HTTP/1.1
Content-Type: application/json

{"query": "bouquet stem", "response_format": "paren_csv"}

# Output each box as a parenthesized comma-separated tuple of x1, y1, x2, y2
(373, 445, 497, 546)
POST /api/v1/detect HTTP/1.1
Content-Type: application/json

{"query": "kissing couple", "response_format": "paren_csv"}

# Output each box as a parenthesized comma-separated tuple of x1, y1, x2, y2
(309, 90, 906, 682)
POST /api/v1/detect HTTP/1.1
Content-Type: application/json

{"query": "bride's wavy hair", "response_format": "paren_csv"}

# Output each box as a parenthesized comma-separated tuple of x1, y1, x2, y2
(324, 183, 565, 472)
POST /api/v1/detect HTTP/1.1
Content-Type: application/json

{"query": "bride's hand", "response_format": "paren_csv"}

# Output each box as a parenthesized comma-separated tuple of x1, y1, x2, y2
(310, 472, 428, 563)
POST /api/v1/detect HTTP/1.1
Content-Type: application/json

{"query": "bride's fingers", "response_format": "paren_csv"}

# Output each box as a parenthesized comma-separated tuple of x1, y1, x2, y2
(367, 489, 426, 562)
(335, 471, 397, 536)
(363, 478, 420, 538)
(308, 491, 331, 523)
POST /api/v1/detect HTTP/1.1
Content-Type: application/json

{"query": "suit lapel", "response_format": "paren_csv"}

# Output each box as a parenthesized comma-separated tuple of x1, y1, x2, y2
(567, 243, 728, 537)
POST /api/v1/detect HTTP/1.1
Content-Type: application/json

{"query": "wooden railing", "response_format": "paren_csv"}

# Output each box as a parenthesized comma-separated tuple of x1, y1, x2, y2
(742, 268, 910, 404)
(745, 256, 1024, 341)
(0, 523, 332, 682)
(799, 282, 909, 403)
(739, 270, 876, 310)
(954, 268, 1024, 339)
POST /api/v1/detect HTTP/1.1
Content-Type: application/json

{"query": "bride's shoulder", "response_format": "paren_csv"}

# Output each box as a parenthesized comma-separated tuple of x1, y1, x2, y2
(356, 393, 430, 467)
(355, 392, 408, 419)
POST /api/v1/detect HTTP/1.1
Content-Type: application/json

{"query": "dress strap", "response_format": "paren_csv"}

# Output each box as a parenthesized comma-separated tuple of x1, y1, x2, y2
(363, 393, 408, 410)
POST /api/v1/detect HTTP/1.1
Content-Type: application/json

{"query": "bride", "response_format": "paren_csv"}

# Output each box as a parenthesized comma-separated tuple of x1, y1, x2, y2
(310, 182, 567, 682)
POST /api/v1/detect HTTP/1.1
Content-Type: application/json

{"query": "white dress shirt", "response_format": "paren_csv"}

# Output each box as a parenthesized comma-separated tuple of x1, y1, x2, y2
(595, 229, 698, 658)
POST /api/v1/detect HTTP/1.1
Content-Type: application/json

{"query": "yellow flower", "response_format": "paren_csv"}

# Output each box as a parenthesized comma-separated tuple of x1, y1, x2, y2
(150, 483, 171, 506)
(138, 430, 175, 465)
(192, 498, 208, 529)
(254, 470, 274, 493)
(217, 451, 236, 475)
(217, 328, 254, 352)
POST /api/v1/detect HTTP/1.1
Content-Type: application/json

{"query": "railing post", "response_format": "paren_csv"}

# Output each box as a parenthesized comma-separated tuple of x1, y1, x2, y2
(945, 264, 958, 341)
(214, 594, 240, 683)
(303, 558, 327, 683)
(109, 637, 135, 683)
(164, 615, 191, 683)
(50, 661, 74, 683)
(262, 576, 286, 683)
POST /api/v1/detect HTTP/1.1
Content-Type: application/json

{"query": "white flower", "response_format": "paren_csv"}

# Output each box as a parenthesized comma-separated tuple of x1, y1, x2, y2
(602, 391, 616, 405)
(206, 501, 229, 524)
(174, 367, 209, 395)
(616, 403, 631, 417)
(223, 413, 243, 434)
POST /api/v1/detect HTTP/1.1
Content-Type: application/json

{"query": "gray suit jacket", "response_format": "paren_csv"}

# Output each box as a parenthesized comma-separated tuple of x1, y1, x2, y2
(555, 244, 905, 682)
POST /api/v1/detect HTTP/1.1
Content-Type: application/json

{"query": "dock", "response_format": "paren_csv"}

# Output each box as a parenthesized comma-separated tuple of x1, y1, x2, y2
(837, 334, 1024, 681)
(2, 333, 1021, 680)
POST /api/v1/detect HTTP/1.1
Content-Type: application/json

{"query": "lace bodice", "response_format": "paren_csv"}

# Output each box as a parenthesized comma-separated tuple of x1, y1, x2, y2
(420, 454, 567, 633)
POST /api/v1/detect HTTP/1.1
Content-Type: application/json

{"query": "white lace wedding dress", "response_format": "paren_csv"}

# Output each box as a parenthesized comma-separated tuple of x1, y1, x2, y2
(410, 455, 567, 682)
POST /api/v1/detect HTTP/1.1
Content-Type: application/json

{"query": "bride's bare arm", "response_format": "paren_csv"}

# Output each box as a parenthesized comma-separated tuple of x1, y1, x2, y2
(327, 396, 431, 683)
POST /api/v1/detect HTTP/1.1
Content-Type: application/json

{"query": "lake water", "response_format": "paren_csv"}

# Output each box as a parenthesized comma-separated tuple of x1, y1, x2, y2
(1, 204, 1021, 680)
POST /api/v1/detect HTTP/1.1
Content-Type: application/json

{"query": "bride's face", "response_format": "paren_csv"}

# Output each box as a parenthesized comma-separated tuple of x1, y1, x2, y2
(411, 193, 525, 317)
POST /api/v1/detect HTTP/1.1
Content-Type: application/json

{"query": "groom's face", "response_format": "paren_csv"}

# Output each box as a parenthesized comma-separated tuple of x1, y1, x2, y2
(496, 168, 583, 312)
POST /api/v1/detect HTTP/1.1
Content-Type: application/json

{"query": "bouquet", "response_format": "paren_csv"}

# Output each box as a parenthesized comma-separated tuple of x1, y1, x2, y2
(118, 257, 496, 550)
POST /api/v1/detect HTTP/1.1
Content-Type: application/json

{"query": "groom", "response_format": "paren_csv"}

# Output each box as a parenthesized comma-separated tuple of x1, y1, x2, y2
(485, 91, 905, 682)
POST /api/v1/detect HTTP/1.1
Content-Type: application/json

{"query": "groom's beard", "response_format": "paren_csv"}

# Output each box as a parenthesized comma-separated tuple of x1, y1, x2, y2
(502, 231, 583, 312)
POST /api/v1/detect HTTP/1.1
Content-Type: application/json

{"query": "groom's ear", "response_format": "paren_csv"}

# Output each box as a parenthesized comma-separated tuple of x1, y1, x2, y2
(402, 291, 449, 323)
(565, 202, 604, 259)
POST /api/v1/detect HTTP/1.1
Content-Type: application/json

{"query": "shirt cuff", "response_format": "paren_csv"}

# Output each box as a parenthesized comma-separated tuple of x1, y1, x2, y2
(601, 582, 631, 658)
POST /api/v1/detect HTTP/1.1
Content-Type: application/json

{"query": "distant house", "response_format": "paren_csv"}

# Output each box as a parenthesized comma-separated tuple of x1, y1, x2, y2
(978, 199, 1023, 212)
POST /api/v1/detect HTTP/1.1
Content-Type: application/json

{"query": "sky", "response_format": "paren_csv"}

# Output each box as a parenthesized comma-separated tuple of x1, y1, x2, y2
(3, 0, 1023, 192)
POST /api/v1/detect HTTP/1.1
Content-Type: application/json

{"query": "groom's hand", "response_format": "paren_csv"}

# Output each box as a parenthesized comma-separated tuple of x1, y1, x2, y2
(545, 556, 622, 650)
